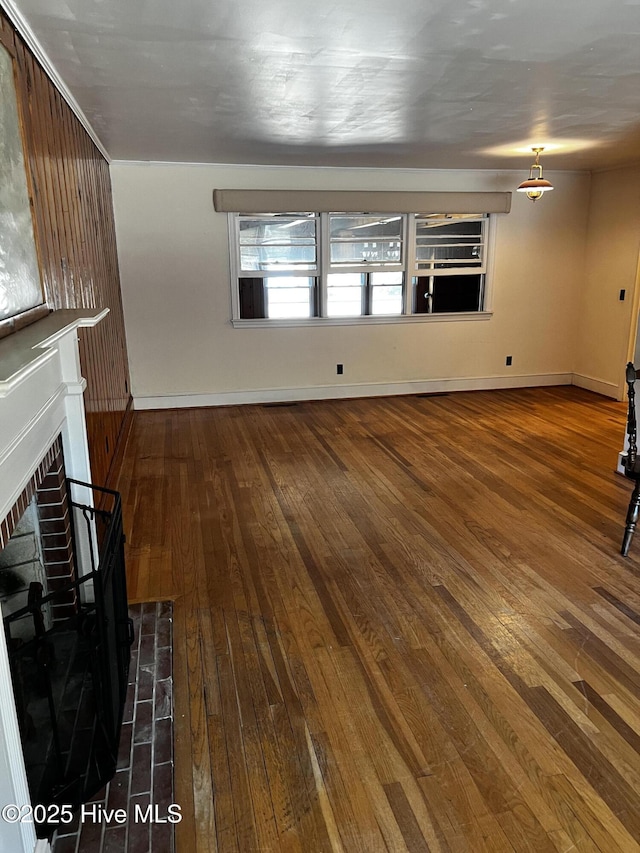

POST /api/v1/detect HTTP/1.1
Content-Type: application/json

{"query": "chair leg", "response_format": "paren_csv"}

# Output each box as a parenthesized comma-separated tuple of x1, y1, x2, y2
(622, 480, 640, 556)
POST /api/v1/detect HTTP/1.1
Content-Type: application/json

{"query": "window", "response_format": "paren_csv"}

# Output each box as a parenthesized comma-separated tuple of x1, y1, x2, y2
(325, 214, 404, 318)
(412, 214, 486, 314)
(236, 214, 318, 320)
(230, 212, 490, 322)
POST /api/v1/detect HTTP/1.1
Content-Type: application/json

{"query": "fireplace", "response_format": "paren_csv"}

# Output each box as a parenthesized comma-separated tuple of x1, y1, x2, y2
(0, 308, 126, 853)
(2, 470, 132, 838)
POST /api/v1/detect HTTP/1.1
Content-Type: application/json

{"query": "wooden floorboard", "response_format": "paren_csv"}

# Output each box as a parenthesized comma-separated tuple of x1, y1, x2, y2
(118, 386, 640, 852)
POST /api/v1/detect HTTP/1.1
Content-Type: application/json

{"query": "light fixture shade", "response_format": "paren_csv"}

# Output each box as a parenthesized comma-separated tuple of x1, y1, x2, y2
(516, 178, 554, 192)
(517, 148, 554, 201)
(517, 177, 555, 201)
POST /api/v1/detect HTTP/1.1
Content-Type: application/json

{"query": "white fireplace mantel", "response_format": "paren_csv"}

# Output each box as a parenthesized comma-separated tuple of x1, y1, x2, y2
(0, 307, 108, 853)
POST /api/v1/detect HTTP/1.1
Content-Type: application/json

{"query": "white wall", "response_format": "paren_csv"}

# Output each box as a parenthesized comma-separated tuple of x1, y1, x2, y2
(574, 165, 640, 400)
(110, 163, 591, 406)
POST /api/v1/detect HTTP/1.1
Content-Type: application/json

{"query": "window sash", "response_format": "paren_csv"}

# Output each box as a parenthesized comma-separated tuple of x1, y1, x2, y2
(326, 272, 404, 318)
(265, 277, 315, 319)
(237, 213, 319, 273)
(413, 274, 485, 314)
(328, 213, 404, 269)
(413, 215, 486, 275)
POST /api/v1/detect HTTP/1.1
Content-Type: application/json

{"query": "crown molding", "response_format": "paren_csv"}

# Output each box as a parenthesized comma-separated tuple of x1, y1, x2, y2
(1, 0, 110, 162)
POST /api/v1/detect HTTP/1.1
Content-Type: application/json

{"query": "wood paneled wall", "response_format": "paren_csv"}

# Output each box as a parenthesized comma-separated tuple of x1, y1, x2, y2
(0, 8, 131, 489)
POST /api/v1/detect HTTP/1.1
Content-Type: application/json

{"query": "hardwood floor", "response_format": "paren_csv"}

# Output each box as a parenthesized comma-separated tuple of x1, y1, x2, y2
(117, 386, 640, 852)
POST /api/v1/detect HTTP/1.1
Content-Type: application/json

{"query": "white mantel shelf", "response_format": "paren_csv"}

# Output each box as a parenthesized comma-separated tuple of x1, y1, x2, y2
(0, 308, 109, 397)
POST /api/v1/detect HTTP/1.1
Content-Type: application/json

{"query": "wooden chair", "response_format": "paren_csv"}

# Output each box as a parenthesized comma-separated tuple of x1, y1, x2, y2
(622, 362, 640, 555)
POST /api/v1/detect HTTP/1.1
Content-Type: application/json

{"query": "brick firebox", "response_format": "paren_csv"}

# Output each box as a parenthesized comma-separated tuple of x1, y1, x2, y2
(0, 435, 76, 623)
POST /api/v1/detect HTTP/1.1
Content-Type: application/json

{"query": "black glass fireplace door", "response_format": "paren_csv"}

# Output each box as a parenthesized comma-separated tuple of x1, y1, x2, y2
(3, 481, 133, 838)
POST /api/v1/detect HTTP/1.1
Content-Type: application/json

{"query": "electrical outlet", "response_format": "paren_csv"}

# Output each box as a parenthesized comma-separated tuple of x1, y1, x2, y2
(337, 364, 344, 375)
(506, 355, 513, 366)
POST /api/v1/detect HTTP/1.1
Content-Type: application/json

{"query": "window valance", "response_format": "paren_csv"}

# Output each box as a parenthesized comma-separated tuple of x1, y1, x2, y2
(213, 189, 512, 215)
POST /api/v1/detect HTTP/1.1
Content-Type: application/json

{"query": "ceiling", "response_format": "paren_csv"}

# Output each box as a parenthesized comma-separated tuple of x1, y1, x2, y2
(6, 0, 640, 171)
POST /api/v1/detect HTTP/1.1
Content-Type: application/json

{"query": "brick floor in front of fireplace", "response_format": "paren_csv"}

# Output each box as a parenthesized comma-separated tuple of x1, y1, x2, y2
(52, 601, 175, 853)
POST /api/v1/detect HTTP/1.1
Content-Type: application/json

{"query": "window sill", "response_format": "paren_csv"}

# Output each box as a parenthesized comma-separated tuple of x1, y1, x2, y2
(231, 311, 493, 329)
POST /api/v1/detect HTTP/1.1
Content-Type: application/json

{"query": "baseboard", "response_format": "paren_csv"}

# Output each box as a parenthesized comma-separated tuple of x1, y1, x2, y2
(133, 372, 573, 410)
(571, 373, 619, 399)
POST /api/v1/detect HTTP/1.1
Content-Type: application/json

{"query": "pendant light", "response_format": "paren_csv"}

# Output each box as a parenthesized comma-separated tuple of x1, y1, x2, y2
(516, 147, 554, 201)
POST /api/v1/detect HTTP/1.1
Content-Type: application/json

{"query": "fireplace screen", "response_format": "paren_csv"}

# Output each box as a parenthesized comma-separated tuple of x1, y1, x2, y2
(2, 480, 132, 838)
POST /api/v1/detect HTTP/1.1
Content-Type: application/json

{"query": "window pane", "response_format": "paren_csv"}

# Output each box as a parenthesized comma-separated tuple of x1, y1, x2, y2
(432, 275, 483, 313)
(416, 247, 482, 269)
(329, 214, 402, 266)
(240, 245, 317, 271)
(415, 216, 484, 272)
(370, 271, 403, 315)
(238, 215, 317, 271)
(239, 276, 266, 319)
(413, 276, 431, 314)
(265, 277, 314, 319)
(327, 272, 363, 317)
